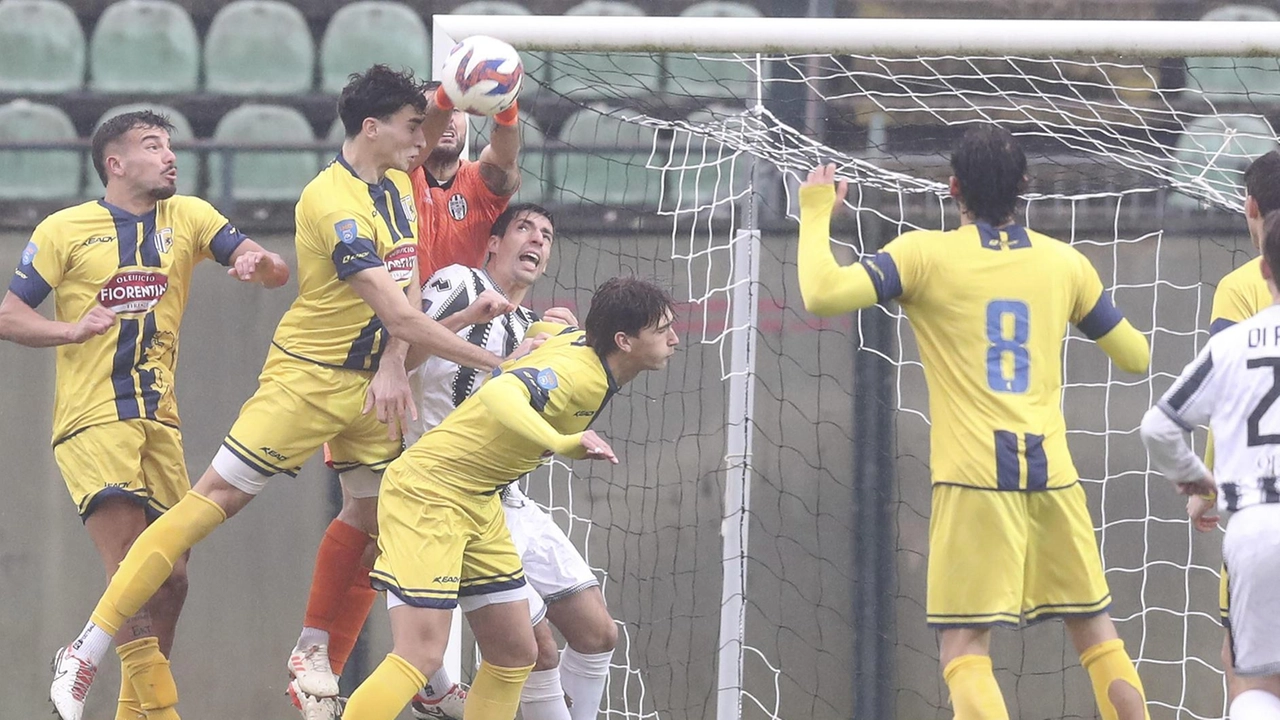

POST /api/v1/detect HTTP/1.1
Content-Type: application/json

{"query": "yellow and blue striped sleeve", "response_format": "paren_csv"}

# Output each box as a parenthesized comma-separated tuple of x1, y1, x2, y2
(312, 206, 383, 280)
(1070, 250, 1149, 373)
(8, 219, 67, 308)
(477, 369, 584, 456)
(189, 197, 249, 267)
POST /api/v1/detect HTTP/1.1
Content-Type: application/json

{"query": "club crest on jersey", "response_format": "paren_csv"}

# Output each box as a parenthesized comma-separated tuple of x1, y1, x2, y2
(384, 245, 416, 284)
(448, 192, 468, 221)
(401, 194, 417, 223)
(99, 269, 169, 315)
(536, 368, 558, 391)
(20, 241, 37, 266)
(152, 227, 173, 254)
(334, 218, 359, 245)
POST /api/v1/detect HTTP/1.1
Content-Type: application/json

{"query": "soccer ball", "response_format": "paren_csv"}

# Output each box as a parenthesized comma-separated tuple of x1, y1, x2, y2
(439, 35, 523, 116)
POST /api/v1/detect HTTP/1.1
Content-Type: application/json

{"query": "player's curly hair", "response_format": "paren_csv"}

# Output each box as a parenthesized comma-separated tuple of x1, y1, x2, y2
(90, 110, 175, 186)
(337, 64, 430, 138)
(1246, 150, 1280, 215)
(950, 124, 1027, 226)
(585, 277, 676, 357)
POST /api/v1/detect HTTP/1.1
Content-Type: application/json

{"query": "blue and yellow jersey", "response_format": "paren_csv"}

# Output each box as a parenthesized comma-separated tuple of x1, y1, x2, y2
(270, 155, 418, 371)
(798, 184, 1149, 490)
(1211, 257, 1269, 335)
(8, 197, 246, 444)
(400, 329, 618, 494)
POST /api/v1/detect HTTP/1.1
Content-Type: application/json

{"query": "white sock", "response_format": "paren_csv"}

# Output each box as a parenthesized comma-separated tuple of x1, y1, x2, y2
(423, 666, 454, 699)
(294, 627, 330, 653)
(71, 621, 112, 665)
(1232, 689, 1280, 720)
(559, 648, 613, 720)
(520, 668, 572, 720)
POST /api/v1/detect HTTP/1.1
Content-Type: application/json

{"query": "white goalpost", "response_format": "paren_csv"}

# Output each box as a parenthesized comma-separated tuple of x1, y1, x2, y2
(435, 14, 1280, 720)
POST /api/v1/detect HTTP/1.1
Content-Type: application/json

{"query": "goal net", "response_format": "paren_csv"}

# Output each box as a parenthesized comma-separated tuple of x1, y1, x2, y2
(444, 15, 1280, 720)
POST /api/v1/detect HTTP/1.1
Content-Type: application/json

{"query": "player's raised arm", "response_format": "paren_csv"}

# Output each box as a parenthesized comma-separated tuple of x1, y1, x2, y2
(346, 264, 500, 372)
(476, 105, 521, 197)
(1140, 344, 1218, 497)
(225, 239, 290, 288)
(797, 164, 883, 316)
(1070, 255, 1149, 374)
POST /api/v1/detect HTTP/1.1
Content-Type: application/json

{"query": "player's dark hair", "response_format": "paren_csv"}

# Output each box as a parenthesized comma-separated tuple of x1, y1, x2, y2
(491, 203, 554, 238)
(424, 80, 442, 93)
(585, 277, 676, 358)
(1246, 150, 1280, 215)
(337, 64, 429, 138)
(90, 110, 175, 186)
(1263, 210, 1280, 282)
(950, 124, 1027, 225)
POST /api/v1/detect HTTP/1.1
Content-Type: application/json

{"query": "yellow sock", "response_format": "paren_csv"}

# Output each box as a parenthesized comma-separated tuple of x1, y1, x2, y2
(91, 492, 225, 634)
(465, 660, 535, 720)
(116, 659, 144, 720)
(943, 655, 1009, 720)
(1081, 639, 1150, 720)
(118, 637, 180, 720)
(343, 654, 426, 720)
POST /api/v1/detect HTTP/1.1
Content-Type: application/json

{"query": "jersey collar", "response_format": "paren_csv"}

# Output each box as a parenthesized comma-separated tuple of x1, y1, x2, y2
(334, 152, 399, 194)
(97, 199, 157, 223)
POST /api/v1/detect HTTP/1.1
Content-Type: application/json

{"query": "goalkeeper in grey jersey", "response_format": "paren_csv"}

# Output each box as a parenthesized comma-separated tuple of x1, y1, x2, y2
(396, 203, 620, 720)
(1141, 212, 1280, 720)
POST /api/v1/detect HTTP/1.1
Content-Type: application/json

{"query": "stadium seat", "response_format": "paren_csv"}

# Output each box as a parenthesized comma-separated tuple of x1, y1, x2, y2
(665, 1, 762, 99)
(550, 1, 662, 100)
(0, 0, 86, 93)
(326, 117, 345, 149)
(1168, 114, 1279, 210)
(205, 0, 314, 94)
(320, 1, 430, 93)
(473, 115, 548, 204)
(552, 105, 662, 207)
(89, 0, 199, 93)
(450, 1, 529, 14)
(0, 100, 80, 199)
(209, 104, 319, 201)
(84, 104, 199, 196)
(1185, 5, 1280, 105)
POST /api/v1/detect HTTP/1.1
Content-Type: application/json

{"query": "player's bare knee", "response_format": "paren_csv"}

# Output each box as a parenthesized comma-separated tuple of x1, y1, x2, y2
(570, 617, 618, 654)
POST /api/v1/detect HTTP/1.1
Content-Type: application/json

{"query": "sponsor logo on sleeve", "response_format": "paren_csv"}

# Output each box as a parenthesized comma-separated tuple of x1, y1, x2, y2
(98, 270, 169, 314)
(20, 241, 37, 266)
(536, 368, 558, 391)
(384, 245, 417, 284)
(334, 218, 359, 245)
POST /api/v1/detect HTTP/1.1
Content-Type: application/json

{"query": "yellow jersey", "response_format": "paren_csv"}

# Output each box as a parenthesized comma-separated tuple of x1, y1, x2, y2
(270, 155, 418, 371)
(399, 330, 619, 494)
(8, 197, 248, 444)
(1211, 257, 1269, 335)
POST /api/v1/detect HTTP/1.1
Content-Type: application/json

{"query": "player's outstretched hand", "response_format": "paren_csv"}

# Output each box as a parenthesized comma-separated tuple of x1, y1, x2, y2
(68, 305, 116, 343)
(542, 307, 578, 327)
(803, 163, 848, 207)
(1186, 490, 1220, 533)
(580, 430, 618, 464)
(364, 362, 418, 441)
(510, 332, 552, 361)
(228, 249, 289, 287)
(465, 289, 516, 326)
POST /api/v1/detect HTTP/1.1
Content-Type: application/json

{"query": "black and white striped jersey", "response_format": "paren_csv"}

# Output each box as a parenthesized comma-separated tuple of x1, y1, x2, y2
(1143, 303, 1280, 512)
(405, 263, 538, 445)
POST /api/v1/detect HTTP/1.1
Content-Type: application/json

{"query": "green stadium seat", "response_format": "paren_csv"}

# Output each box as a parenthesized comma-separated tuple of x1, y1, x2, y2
(672, 105, 753, 210)
(205, 0, 314, 94)
(666, 1, 762, 99)
(0, 100, 80, 199)
(550, 1, 662, 100)
(1185, 5, 1280, 105)
(320, 1, 430, 92)
(89, 0, 199, 93)
(1168, 114, 1278, 210)
(450, 1, 529, 14)
(84, 104, 199, 196)
(0, 0, 86, 93)
(209, 104, 319, 201)
(326, 117, 345, 149)
(552, 105, 662, 207)
(474, 114, 547, 204)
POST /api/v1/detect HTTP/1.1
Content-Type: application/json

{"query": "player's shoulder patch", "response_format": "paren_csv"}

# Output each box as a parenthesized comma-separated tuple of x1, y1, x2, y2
(536, 368, 559, 391)
(334, 218, 359, 245)
(20, 240, 38, 266)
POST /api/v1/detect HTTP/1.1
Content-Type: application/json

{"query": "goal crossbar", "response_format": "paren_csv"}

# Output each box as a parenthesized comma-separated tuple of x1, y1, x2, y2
(436, 15, 1280, 56)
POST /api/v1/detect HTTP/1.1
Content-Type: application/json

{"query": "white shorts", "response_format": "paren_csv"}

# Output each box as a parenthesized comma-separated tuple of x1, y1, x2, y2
(1224, 503, 1280, 677)
(503, 485, 600, 603)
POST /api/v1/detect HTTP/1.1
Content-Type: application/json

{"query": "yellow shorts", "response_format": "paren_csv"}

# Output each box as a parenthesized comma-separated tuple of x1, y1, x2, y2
(927, 482, 1111, 627)
(1221, 563, 1231, 628)
(221, 346, 401, 477)
(370, 461, 526, 609)
(54, 419, 190, 520)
